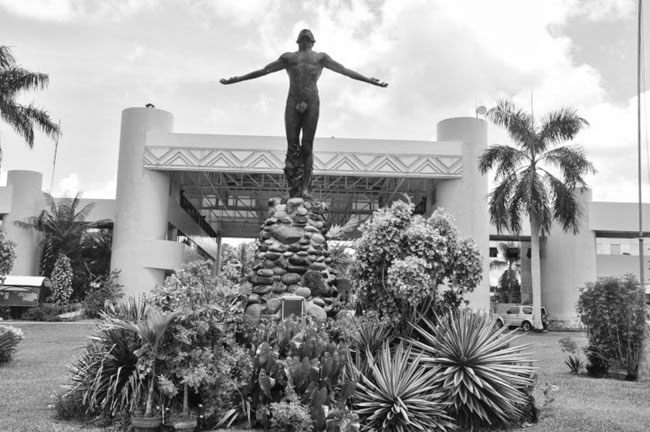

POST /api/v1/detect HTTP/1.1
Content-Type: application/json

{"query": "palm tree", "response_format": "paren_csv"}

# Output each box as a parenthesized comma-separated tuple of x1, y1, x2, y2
(490, 242, 521, 303)
(478, 99, 595, 329)
(0, 45, 61, 168)
(16, 192, 97, 277)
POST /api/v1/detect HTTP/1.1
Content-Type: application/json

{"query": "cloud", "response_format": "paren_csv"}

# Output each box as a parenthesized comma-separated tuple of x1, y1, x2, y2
(57, 173, 81, 196)
(0, 0, 156, 22)
(55, 173, 116, 199)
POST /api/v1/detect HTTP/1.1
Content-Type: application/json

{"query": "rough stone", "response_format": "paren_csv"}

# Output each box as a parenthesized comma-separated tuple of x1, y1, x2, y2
(309, 262, 327, 271)
(286, 197, 305, 212)
(257, 268, 275, 277)
(311, 233, 325, 244)
(305, 302, 327, 322)
(287, 284, 300, 293)
(277, 217, 293, 224)
(260, 231, 271, 239)
(283, 251, 294, 257)
(253, 285, 273, 295)
(247, 294, 261, 304)
(295, 287, 311, 298)
(244, 303, 263, 323)
(287, 265, 307, 274)
(265, 251, 282, 260)
(273, 283, 287, 293)
(294, 215, 308, 224)
(289, 256, 311, 266)
(275, 204, 286, 212)
(258, 245, 268, 252)
(265, 217, 277, 225)
(272, 275, 282, 282)
(297, 251, 309, 257)
(282, 273, 302, 285)
(296, 207, 308, 216)
(263, 260, 276, 269)
(316, 256, 325, 262)
(251, 275, 274, 285)
(268, 224, 304, 244)
(308, 220, 324, 229)
(266, 298, 282, 314)
(312, 297, 325, 307)
(269, 244, 286, 253)
(304, 225, 320, 233)
(288, 244, 301, 252)
(272, 266, 287, 275)
(298, 238, 311, 245)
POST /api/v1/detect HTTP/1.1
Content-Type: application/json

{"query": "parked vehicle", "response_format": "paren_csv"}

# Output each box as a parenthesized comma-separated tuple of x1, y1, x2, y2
(494, 304, 548, 331)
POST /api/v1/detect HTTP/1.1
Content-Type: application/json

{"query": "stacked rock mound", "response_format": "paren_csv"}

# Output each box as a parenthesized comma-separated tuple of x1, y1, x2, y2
(244, 197, 339, 323)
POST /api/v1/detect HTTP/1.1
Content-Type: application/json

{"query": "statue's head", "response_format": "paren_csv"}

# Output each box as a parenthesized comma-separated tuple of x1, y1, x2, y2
(296, 29, 316, 44)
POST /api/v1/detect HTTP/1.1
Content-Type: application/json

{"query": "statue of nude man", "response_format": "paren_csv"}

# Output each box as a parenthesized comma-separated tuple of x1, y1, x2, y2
(220, 29, 388, 198)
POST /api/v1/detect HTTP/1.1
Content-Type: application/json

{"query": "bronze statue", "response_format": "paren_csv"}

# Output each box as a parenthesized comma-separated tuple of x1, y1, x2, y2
(221, 29, 388, 198)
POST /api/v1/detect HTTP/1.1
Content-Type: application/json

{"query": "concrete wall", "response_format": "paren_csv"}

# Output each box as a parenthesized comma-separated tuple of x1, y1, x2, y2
(434, 117, 491, 311)
(540, 190, 597, 321)
(110, 107, 184, 297)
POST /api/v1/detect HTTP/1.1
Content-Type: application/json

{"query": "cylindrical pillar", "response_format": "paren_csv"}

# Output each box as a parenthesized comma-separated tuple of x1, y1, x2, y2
(4, 171, 45, 275)
(110, 107, 174, 297)
(435, 117, 490, 311)
(541, 189, 597, 324)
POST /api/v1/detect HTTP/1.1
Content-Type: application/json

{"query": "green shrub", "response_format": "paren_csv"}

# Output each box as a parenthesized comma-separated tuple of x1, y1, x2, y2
(353, 200, 482, 332)
(20, 304, 64, 321)
(50, 253, 73, 305)
(83, 270, 123, 318)
(53, 388, 91, 420)
(0, 324, 23, 363)
(0, 229, 16, 284)
(268, 386, 313, 432)
(351, 341, 454, 432)
(410, 310, 535, 428)
(577, 274, 649, 380)
(558, 337, 585, 374)
(243, 316, 355, 431)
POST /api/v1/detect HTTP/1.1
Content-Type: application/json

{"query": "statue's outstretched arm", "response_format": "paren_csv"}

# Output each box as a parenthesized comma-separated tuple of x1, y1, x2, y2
(220, 56, 286, 85)
(321, 54, 388, 87)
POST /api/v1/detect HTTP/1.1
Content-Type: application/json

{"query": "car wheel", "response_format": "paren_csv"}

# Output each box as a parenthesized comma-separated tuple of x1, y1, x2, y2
(522, 321, 532, 332)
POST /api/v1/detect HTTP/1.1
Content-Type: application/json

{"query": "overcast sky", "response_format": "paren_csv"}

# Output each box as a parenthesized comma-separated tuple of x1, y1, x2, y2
(0, 0, 648, 204)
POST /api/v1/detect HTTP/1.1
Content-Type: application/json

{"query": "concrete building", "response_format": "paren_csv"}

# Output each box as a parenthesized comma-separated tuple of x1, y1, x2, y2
(1, 106, 647, 324)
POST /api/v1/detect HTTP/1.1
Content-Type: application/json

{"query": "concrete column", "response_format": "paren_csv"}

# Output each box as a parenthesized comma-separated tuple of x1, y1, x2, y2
(541, 189, 597, 324)
(435, 117, 490, 311)
(4, 171, 45, 275)
(110, 107, 174, 297)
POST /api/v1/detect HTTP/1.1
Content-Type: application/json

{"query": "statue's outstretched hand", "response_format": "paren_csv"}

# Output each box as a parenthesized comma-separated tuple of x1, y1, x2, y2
(220, 77, 238, 85)
(370, 78, 388, 88)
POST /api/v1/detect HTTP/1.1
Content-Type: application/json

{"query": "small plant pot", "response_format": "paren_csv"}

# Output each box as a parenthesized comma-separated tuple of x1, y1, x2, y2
(131, 414, 163, 432)
(172, 416, 197, 432)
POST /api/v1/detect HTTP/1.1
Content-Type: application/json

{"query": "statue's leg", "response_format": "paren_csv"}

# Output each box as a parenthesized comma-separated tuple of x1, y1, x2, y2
(284, 99, 303, 198)
(300, 102, 320, 198)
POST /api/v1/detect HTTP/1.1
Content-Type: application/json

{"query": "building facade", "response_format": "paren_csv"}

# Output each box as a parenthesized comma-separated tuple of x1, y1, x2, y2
(1, 106, 647, 323)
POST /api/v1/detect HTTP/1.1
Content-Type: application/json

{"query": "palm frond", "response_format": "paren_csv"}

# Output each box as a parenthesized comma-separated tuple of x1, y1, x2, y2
(486, 99, 537, 152)
(539, 107, 589, 145)
(541, 145, 596, 188)
(0, 46, 16, 69)
(544, 172, 584, 234)
(0, 67, 51, 95)
(477, 145, 528, 181)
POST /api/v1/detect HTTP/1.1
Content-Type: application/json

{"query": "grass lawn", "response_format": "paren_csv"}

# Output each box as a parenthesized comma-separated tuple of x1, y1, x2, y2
(1, 322, 649, 431)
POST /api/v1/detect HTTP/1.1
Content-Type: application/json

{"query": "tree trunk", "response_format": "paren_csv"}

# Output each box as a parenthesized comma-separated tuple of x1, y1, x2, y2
(529, 213, 544, 330)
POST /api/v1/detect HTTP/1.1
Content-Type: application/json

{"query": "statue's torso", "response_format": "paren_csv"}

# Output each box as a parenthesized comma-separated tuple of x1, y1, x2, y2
(283, 50, 324, 102)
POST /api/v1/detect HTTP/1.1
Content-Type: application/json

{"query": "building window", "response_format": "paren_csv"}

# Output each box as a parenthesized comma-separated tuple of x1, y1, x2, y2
(596, 237, 640, 256)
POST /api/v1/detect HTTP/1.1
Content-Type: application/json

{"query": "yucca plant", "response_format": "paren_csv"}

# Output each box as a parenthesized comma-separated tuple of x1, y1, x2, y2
(352, 341, 454, 432)
(410, 310, 535, 428)
(565, 354, 584, 374)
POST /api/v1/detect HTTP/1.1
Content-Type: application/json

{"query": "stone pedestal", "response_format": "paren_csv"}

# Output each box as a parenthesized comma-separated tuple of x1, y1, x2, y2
(244, 197, 339, 323)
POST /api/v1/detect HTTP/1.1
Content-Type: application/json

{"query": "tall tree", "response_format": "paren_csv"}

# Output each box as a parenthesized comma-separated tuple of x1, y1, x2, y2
(478, 99, 595, 329)
(0, 46, 61, 168)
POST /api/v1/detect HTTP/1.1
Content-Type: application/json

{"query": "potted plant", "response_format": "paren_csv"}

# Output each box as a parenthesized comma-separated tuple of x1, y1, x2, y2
(110, 309, 177, 432)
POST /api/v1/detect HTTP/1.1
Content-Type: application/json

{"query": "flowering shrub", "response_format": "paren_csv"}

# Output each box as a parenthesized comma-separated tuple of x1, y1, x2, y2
(0, 324, 24, 364)
(50, 254, 73, 305)
(0, 229, 16, 285)
(353, 199, 482, 328)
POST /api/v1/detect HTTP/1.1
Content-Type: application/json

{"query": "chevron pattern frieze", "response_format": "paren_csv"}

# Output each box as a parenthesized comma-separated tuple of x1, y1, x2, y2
(144, 147, 462, 178)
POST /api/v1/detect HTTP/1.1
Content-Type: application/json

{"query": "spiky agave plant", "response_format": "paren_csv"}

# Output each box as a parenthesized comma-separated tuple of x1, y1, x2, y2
(410, 310, 535, 428)
(352, 341, 454, 432)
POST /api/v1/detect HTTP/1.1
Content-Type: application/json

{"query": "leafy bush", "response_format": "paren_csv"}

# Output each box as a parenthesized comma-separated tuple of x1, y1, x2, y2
(0, 229, 16, 284)
(20, 304, 64, 322)
(268, 386, 313, 432)
(149, 261, 249, 422)
(410, 310, 535, 428)
(50, 254, 73, 305)
(83, 270, 123, 318)
(577, 274, 649, 380)
(242, 316, 355, 431)
(353, 199, 482, 331)
(0, 324, 23, 363)
(351, 341, 454, 432)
